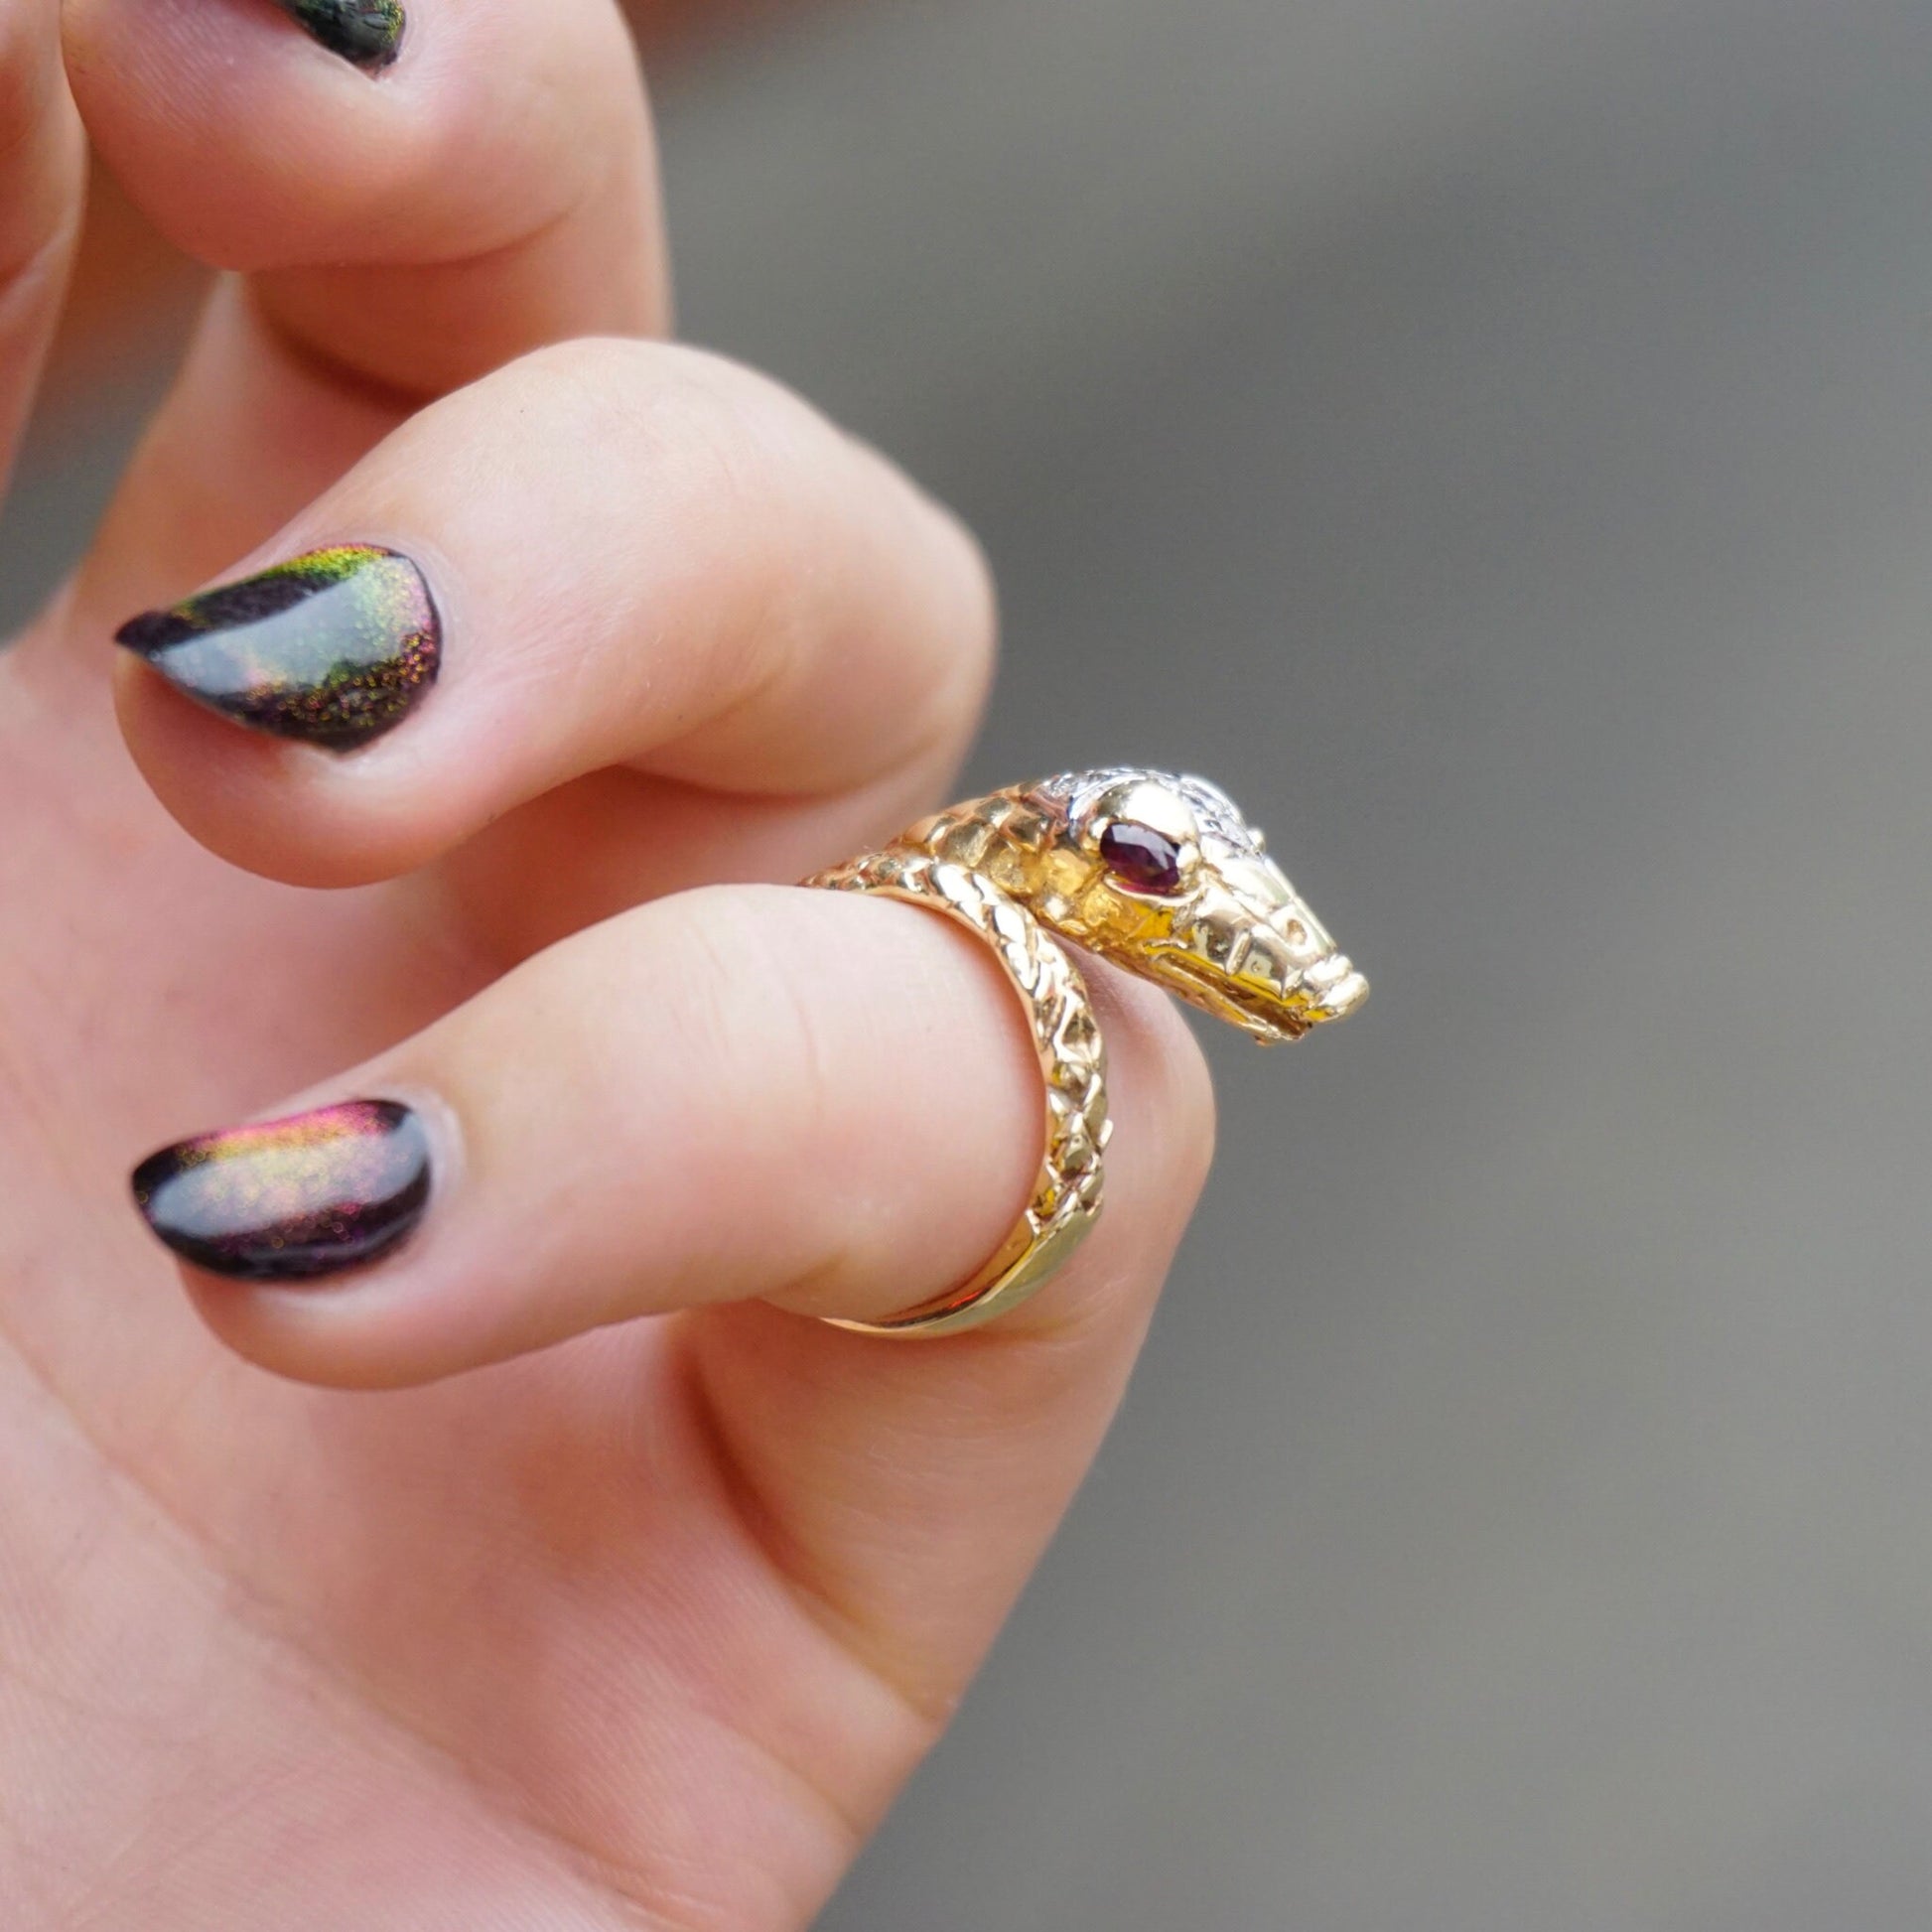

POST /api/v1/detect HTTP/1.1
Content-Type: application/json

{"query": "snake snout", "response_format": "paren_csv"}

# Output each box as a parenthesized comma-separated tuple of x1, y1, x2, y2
(1175, 857, 1367, 1037)
(1301, 954, 1370, 1024)
(1265, 902, 1366, 1023)
(1238, 923, 1368, 1029)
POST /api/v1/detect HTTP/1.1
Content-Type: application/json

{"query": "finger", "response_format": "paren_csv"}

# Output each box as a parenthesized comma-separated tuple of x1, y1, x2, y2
(128, 883, 1211, 1394)
(60, 0, 665, 619)
(65, 0, 665, 398)
(105, 340, 995, 908)
(0, 0, 84, 505)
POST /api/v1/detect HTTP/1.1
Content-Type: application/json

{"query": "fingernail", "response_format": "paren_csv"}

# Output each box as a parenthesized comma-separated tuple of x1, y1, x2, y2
(132, 1100, 433, 1283)
(115, 545, 440, 753)
(271, 0, 407, 71)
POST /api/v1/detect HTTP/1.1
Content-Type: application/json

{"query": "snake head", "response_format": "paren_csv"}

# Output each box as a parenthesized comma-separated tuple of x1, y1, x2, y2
(1030, 769, 1368, 1044)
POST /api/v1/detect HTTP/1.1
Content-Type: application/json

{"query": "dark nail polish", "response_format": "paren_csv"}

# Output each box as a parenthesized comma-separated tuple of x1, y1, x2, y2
(115, 546, 439, 753)
(132, 1100, 432, 1283)
(272, 0, 406, 71)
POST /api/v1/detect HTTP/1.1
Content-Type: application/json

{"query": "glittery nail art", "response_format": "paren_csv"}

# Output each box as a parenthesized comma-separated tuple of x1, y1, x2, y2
(115, 546, 439, 753)
(271, 0, 406, 71)
(132, 1100, 432, 1283)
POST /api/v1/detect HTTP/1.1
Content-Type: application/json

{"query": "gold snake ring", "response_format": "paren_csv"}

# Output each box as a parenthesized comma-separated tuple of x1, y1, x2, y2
(807, 767, 1367, 1337)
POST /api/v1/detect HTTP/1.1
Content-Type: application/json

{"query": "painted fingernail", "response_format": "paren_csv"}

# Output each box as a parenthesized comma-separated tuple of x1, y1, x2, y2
(271, 0, 406, 71)
(132, 1100, 433, 1283)
(115, 546, 440, 753)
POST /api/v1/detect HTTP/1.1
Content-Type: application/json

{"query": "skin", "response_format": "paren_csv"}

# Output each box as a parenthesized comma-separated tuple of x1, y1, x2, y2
(0, 0, 1216, 1924)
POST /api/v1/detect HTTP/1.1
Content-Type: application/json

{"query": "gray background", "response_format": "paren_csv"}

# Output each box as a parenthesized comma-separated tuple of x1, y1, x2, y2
(13, 0, 1932, 1924)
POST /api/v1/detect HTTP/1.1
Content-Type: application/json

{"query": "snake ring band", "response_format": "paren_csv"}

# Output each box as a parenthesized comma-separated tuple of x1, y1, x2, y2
(806, 767, 1368, 1337)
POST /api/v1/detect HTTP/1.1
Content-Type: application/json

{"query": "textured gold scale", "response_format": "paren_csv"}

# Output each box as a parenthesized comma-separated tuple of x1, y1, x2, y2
(809, 842, 1113, 1337)
(807, 770, 1361, 1336)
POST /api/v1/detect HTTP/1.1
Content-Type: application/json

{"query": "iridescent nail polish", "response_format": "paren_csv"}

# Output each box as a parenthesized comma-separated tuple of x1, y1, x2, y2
(115, 546, 440, 753)
(272, 0, 406, 71)
(132, 1100, 432, 1283)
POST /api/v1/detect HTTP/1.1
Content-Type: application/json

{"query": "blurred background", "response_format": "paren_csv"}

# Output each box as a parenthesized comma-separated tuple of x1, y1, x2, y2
(12, 0, 1932, 1924)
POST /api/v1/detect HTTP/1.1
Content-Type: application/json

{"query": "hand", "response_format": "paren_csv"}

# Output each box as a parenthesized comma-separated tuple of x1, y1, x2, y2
(0, 2, 1213, 1922)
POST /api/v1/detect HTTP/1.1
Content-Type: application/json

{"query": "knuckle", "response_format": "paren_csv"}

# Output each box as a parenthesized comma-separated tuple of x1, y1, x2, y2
(0, 6, 77, 286)
(1121, 989, 1218, 1213)
(0, 5, 52, 165)
(903, 495, 999, 748)
(1166, 1026, 1219, 1206)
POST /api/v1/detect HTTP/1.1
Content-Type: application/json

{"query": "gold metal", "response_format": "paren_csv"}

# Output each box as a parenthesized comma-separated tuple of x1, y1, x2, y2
(807, 767, 1366, 1336)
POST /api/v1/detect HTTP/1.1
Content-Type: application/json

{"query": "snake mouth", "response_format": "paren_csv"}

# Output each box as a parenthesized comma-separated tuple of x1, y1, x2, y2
(1146, 942, 1368, 1044)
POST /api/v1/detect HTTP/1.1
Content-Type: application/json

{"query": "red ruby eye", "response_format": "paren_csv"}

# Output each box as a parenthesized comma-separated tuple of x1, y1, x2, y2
(1098, 822, 1185, 895)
